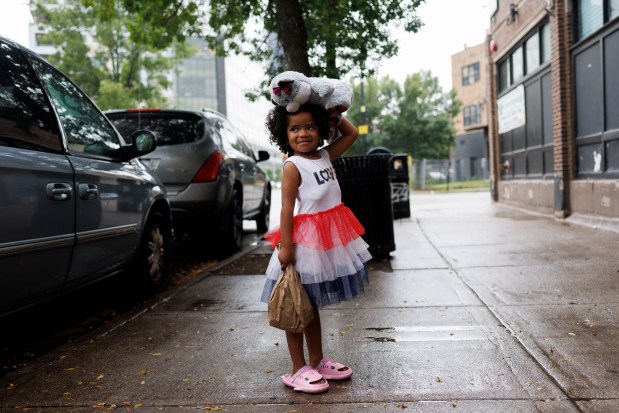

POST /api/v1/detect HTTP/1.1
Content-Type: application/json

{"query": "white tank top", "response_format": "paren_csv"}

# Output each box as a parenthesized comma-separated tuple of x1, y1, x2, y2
(285, 149, 342, 215)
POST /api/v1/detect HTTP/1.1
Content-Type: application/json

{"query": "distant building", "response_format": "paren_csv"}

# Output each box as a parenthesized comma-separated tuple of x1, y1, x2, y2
(486, 0, 619, 227)
(172, 38, 277, 161)
(451, 43, 489, 181)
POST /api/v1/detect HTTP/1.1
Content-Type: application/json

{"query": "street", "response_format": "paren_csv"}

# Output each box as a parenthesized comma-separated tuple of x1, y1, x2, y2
(1, 190, 618, 412)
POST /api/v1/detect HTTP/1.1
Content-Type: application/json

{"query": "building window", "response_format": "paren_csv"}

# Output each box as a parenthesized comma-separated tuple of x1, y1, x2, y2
(463, 104, 481, 126)
(498, 59, 511, 92)
(578, 0, 604, 38)
(525, 32, 540, 74)
(498, 22, 549, 93)
(541, 23, 551, 63)
(576, 0, 618, 40)
(511, 47, 524, 83)
(462, 62, 480, 86)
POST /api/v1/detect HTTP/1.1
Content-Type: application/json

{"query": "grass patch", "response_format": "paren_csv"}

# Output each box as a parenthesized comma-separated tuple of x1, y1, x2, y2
(416, 179, 490, 192)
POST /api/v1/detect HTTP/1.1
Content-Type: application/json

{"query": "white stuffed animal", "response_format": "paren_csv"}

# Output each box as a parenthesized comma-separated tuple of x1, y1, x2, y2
(270, 70, 353, 126)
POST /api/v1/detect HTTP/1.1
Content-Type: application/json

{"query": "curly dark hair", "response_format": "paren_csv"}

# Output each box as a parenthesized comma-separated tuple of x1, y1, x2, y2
(265, 104, 332, 156)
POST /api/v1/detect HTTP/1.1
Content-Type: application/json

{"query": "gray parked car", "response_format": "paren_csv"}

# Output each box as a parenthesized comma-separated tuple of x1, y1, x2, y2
(0, 36, 172, 318)
(105, 109, 271, 252)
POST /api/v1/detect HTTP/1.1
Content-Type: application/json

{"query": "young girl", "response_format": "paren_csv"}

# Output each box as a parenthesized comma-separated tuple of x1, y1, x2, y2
(260, 103, 372, 394)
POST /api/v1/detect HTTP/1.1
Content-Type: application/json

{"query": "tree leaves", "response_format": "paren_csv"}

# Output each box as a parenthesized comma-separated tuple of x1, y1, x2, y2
(204, 0, 425, 85)
(32, 0, 196, 110)
(347, 72, 461, 158)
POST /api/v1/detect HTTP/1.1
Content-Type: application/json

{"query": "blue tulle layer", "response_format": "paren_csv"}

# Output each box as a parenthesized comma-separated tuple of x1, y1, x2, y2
(261, 265, 369, 308)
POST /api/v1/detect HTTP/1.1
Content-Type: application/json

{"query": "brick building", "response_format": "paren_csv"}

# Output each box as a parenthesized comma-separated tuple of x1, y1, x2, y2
(487, 0, 619, 229)
(451, 43, 490, 181)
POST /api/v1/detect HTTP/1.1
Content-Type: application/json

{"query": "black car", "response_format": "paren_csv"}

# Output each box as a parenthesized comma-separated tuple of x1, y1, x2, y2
(0, 36, 172, 318)
(105, 109, 271, 252)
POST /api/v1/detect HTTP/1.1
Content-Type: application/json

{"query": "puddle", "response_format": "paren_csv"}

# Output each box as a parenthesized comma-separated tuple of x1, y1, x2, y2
(365, 327, 395, 333)
(363, 336, 396, 342)
(363, 326, 487, 342)
(186, 299, 227, 311)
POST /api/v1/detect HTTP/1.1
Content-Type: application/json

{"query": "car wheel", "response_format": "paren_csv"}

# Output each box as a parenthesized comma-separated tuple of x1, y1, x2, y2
(136, 211, 169, 289)
(222, 188, 243, 253)
(256, 187, 271, 234)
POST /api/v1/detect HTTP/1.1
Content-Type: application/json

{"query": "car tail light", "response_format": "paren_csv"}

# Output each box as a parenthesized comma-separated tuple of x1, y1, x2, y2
(193, 150, 224, 183)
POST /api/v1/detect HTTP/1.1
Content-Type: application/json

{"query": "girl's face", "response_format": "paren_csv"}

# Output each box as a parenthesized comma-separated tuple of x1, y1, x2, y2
(287, 111, 321, 156)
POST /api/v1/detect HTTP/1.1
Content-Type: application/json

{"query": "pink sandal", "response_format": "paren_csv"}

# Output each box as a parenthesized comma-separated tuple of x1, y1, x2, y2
(316, 358, 353, 380)
(281, 366, 329, 393)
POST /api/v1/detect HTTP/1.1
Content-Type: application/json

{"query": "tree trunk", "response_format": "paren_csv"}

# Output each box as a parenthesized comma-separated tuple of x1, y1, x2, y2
(324, 0, 337, 77)
(272, 0, 312, 76)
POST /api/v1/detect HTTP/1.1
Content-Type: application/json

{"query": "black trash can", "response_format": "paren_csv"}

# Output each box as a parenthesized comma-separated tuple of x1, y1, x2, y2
(389, 154, 411, 219)
(333, 155, 395, 260)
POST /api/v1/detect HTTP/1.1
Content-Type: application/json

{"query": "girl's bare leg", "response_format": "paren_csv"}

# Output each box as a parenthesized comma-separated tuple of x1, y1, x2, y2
(285, 331, 306, 375)
(305, 308, 324, 368)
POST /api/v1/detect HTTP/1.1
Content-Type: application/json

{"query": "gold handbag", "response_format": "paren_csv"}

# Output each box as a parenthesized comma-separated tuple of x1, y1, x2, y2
(268, 264, 314, 333)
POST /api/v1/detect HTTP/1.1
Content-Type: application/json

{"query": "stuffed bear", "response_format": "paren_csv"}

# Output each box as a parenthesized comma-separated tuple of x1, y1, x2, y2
(269, 71, 312, 113)
(270, 70, 353, 126)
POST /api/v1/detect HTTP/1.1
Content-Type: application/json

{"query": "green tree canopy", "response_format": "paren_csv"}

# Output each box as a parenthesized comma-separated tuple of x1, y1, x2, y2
(347, 72, 461, 159)
(204, 0, 425, 87)
(32, 0, 197, 110)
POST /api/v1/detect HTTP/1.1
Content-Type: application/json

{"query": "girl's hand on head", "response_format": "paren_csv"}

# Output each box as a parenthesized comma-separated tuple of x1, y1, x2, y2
(278, 245, 295, 270)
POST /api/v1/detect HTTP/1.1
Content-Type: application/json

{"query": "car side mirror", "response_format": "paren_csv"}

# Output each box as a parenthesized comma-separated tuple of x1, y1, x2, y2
(257, 150, 269, 162)
(123, 130, 157, 161)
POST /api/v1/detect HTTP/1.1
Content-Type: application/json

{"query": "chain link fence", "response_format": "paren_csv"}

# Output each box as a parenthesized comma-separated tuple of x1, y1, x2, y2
(412, 158, 489, 190)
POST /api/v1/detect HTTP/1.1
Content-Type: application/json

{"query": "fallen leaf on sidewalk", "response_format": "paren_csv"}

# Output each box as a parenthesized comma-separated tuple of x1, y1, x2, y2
(451, 400, 458, 407)
(435, 377, 443, 383)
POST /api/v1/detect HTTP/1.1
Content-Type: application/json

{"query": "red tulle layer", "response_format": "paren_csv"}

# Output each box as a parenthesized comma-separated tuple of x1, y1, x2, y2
(264, 203, 365, 250)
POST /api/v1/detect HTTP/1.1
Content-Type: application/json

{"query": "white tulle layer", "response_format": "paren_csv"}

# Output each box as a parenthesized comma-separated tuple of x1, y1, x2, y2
(261, 237, 372, 307)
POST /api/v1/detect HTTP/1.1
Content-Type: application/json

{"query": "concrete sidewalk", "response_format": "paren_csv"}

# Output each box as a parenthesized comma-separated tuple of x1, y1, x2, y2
(1, 191, 618, 412)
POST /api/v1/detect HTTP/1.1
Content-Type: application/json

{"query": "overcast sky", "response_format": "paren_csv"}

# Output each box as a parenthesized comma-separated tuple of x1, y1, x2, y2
(376, 0, 491, 90)
(0, 0, 491, 92)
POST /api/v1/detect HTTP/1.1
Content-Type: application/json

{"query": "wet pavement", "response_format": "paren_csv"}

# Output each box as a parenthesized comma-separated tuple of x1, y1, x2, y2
(1, 191, 618, 412)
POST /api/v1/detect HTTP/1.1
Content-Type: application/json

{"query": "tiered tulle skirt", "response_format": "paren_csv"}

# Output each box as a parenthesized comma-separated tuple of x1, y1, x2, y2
(260, 203, 372, 308)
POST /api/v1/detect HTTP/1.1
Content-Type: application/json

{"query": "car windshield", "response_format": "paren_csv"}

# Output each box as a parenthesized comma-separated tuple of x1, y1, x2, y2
(108, 113, 205, 146)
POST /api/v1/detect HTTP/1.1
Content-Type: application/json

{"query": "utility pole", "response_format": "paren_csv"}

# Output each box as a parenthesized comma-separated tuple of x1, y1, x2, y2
(359, 80, 368, 154)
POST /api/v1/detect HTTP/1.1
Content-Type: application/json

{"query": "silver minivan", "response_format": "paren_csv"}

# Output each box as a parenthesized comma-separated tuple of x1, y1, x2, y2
(105, 109, 271, 252)
(0, 36, 172, 318)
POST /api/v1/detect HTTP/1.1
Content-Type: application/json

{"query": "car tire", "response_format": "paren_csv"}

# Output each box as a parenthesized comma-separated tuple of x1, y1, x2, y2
(256, 187, 271, 234)
(221, 188, 243, 253)
(136, 210, 169, 289)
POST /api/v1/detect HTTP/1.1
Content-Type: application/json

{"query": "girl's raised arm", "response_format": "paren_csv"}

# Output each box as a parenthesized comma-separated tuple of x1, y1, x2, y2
(325, 117, 359, 161)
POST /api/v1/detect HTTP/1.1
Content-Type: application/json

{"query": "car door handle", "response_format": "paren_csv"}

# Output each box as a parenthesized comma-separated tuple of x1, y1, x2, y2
(79, 183, 99, 200)
(46, 183, 73, 201)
